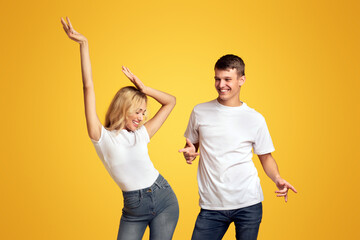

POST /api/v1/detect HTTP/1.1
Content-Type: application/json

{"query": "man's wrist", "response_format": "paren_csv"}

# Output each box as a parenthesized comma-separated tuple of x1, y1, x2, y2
(274, 175, 282, 184)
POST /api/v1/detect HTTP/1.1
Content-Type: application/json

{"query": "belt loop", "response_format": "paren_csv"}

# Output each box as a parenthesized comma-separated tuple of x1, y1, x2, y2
(139, 189, 143, 198)
(154, 181, 161, 188)
(154, 174, 163, 188)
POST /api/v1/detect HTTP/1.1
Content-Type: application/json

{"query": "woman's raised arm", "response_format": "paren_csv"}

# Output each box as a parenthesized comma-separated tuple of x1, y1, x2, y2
(122, 67, 176, 138)
(61, 17, 102, 141)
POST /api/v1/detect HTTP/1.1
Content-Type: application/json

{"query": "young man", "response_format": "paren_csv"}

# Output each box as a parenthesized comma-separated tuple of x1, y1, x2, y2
(179, 54, 297, 240)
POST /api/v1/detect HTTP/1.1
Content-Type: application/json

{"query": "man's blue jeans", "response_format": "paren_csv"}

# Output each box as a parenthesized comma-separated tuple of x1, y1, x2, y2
(117, 174, 179, 240)
(191, 202, 263, 240)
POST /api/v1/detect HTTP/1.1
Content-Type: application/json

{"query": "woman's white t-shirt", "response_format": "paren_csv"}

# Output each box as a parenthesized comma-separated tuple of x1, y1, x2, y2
(185, 100, 275, 210)
(92, 125, 159, 191)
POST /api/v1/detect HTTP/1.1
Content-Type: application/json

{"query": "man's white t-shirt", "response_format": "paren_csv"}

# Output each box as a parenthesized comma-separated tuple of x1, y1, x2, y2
(185, 99, 275, 210)
(92, 125, 159, 191)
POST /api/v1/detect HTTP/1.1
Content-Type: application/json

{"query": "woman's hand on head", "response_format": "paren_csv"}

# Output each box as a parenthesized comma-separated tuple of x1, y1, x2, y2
(122, 66, 146, 92)
(61, 17, 87, 44)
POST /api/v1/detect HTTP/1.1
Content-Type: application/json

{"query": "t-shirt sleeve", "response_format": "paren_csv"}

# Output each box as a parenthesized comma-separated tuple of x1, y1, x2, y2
(253, 118, 275, 155)
(91, 125, 106, 144)
(138, 125, 150, 143)
(184, 108, 199, 144)
(91, 126, 107, 161)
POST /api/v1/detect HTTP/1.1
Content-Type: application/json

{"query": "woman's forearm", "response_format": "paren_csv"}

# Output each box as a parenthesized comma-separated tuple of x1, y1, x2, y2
(79, 40, 94, 89)
(143, 86, 176, 107)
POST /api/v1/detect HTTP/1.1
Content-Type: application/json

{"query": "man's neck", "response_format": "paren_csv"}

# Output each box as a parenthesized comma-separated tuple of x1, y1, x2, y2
(217, 97, 243, 107)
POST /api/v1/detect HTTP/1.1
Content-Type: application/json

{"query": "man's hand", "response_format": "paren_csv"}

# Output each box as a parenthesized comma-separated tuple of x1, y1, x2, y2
(179, 138, 199, 164)
(275, 178, 297, 202)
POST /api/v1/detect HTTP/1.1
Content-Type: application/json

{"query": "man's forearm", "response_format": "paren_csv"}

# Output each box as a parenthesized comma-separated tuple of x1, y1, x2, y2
(258, 153, 281, 183)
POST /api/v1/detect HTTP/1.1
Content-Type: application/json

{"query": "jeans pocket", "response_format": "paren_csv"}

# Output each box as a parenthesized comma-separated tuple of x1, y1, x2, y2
(159, 177, 171, 188)
(162, 181, 171, 189)
(154, 178, 171, 192)
(124, 196, 141, 209)
(198, 209, 213, 218)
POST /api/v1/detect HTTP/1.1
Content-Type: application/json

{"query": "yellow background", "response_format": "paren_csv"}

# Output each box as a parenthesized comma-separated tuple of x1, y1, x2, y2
(1, 0, 360, 239)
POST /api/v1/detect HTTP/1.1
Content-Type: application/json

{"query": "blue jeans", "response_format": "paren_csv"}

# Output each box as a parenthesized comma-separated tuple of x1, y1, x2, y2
(191, 202, 263, 240)
(117, 174, 179, 240)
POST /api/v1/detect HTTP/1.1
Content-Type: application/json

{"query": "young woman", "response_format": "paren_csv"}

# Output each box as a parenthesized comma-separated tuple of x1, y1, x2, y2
(61, 17, 179, 240)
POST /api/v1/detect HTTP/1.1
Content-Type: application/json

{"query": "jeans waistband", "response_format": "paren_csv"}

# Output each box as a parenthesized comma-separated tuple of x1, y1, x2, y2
(122, 174, 165, 197)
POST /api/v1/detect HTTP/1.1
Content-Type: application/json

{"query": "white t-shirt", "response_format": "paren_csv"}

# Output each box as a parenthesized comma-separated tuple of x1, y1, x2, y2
(185, 99, 275, 210)
(92, 125, 159, 191)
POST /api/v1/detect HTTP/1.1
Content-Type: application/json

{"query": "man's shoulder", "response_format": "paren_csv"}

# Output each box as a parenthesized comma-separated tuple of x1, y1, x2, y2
(242, 103, 266, 121)
(193, 99, 217, 111)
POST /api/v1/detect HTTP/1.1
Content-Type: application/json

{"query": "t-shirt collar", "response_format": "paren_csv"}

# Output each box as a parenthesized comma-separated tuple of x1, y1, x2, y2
(215, 99, 246, 111)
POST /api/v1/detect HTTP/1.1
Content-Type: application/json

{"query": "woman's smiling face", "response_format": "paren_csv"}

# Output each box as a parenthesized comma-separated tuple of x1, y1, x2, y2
(125, 101, 147, 131)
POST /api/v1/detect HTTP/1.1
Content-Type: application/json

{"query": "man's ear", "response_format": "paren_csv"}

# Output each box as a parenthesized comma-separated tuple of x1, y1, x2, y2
(238, 75, 246, 86)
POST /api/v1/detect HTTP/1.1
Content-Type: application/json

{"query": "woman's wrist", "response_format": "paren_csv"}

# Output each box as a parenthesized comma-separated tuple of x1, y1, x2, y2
(79, 38, 88, 46)
(141, 85, 149, 94)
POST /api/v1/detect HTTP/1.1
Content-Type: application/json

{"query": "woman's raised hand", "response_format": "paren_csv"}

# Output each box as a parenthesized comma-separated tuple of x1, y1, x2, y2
(122, 66, 146, 92)
(122, 67, 175, 138)
(61, 17, 87, 44)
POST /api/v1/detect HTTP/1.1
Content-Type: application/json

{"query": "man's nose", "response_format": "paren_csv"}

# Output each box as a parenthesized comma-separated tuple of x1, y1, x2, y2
(219, 80, 226, 88)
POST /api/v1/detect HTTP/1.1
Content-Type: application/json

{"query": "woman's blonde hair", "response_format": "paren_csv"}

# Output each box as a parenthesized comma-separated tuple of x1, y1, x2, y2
(105, 86, 147, 131)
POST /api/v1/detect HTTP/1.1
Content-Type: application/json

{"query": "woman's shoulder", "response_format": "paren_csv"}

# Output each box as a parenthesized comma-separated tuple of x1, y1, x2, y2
(136, 125, 150, 143)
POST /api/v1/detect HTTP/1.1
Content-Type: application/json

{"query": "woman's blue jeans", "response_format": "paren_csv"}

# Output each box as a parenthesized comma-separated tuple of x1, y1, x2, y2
(191, 202, 263, 240)
(117, 174, 179, 240)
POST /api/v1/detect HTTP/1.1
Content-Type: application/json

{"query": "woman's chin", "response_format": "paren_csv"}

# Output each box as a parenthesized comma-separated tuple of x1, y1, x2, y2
(125, 125, 139, 132)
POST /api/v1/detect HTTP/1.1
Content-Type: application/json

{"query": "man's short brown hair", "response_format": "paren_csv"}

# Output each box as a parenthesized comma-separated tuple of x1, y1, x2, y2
(215, 54, 245, 77)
